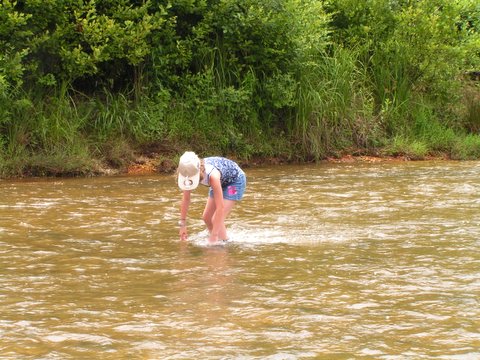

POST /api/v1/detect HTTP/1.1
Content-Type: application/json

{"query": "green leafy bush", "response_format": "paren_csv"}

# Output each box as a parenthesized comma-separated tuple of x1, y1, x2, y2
(0, 0, 479, 176)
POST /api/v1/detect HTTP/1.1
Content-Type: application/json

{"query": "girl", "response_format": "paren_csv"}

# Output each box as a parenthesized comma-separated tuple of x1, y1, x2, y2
(177, 151, 246, 244)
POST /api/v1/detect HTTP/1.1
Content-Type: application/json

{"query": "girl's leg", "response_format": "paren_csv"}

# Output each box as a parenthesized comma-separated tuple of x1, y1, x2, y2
(203, 197, 237, 240)
(215, 199, 236, 240)
(202, 196, 216, 233)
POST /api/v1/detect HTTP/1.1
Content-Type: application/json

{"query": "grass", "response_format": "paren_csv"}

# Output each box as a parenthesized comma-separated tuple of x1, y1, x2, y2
(0, 48, 479, 177)
(385, 136, 429, 160)
(0, 147, 96, 177)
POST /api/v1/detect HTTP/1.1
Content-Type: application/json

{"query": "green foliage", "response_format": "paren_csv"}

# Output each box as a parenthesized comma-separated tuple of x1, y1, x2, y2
(387, 136, 429, 160)
(0, 0, 480, 176)
(0, 148, 96, 177)
(0, 0, 170, 93)
(61, 0, 167, 80)
(462, 83, 480, 133)
(452, 134, 480, 159)
(159, 68, 260, 157)
(191, 1, 295, 77)
(293, 46, 387, 159)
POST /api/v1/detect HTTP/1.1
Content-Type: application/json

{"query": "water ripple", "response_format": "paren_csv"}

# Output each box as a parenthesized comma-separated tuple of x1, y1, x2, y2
(0, 163, 479, 358)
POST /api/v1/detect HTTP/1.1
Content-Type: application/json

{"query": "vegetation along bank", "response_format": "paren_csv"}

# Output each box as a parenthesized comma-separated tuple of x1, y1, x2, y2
(0, 0, 479, 177)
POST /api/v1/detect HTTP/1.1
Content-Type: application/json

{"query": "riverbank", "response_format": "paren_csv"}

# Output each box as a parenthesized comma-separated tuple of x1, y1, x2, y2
(0, 135, 470, 179)
(122, 151, 452, 177)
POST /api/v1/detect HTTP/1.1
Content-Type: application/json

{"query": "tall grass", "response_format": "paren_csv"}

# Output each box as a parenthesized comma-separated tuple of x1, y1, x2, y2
(161, 42, 283, 159)
(290, 44, 480, 161)
(293, 47, 385, 159)
(1, 47, 479, 177)
(462, 83, 480, 134)
(0, 90, 97, 177)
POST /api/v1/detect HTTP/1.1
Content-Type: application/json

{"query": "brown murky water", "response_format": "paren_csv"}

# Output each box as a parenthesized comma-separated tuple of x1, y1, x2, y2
(1, 161, 479, 359)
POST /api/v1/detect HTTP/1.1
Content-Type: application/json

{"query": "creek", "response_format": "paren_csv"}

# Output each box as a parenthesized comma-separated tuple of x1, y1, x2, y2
(1, 161, 479, 359)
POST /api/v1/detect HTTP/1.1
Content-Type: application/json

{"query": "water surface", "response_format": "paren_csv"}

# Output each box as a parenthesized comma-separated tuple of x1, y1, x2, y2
(1, 161, 479, 359)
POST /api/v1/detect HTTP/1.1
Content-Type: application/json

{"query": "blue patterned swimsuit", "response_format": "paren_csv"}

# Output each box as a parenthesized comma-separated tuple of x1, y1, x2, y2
(200, 157, 246, 200)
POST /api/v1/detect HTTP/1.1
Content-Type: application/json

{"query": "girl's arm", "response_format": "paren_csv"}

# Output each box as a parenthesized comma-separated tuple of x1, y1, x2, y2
(209, 170, 224, 242)
(179, 190, 191, 240)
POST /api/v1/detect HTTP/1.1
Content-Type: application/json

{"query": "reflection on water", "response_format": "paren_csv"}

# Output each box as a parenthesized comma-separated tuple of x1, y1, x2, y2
(1, 161, 479, 359)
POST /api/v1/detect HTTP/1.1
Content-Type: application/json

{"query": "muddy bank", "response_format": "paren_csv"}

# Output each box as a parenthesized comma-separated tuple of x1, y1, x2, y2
(122, 152, 451, 177)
